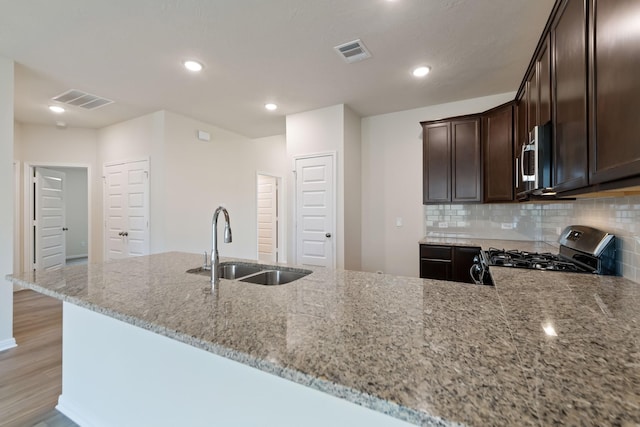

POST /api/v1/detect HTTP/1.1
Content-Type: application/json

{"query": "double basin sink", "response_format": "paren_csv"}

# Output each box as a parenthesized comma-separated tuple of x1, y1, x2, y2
(187, 262, 312, 285)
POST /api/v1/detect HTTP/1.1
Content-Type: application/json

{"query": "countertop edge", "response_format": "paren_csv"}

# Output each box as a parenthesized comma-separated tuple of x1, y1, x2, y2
(8, 274, 460, 427)
(418, 236, 559, 253)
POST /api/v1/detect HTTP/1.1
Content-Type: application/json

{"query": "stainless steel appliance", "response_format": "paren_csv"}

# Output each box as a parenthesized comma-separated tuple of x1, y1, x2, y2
(519, 121, 552, 196)
(469, 250, 494, 285)
(470, 225, 617, 285)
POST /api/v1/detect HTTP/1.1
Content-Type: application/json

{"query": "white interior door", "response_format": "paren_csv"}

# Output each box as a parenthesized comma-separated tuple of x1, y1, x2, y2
(124, 161, 150, 257)
(257, 174, 278, 262)
(295, 155, 334, 268)
(104, 160, 149, 260)
(35, 167, 66, 270)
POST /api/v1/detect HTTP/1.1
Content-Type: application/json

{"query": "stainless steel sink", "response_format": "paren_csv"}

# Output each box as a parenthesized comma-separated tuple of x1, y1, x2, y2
(219, 263, 263, 279)
(187, 262, 311, 285)
(239, 269, 310, 286)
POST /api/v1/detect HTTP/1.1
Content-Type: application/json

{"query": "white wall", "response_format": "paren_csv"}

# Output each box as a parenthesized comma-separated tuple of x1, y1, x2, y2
(360, 92, 515, 276)
(14, 124, 99, 267)
(162, 111, 288, 260)
(286, 105, 345, 267)
(98, 111, 165, 255)
(0, 57, 15, 350)
(98, 110, 288, 261)
(343, 105, 361, 271)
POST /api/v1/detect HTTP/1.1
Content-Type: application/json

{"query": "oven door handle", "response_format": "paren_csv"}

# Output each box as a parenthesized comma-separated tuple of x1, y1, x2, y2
(521, 143, 527, 182)
(469, 263, 484, 285)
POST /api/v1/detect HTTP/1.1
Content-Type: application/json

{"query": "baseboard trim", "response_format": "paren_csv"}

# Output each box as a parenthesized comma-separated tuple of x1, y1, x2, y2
(57, 394, 97, 427)
(0, 337, 17, 352)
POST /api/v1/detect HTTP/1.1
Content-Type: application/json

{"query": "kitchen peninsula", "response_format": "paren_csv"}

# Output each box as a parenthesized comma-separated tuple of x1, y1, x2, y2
(8, 251, 640, 426)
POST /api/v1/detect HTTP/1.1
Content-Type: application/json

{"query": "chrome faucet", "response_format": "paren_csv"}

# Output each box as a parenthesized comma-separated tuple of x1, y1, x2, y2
(211, 206, 232, 287)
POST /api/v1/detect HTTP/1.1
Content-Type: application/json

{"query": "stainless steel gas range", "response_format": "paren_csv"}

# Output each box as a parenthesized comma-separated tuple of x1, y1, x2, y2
(470, 225, 617, 285)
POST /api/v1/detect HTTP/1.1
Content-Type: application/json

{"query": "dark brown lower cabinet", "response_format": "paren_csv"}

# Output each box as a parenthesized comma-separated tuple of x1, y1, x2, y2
(419, 244, 480, 284)
(451, 246, 481, 283)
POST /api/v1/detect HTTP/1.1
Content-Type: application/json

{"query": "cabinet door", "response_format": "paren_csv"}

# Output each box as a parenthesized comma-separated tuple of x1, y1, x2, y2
(483, 103, 514, 202)
(515, 96, 528, 195)
(423, 123, 451, 203)
(420, 260, 451, 281)
(451, 119, 482, 202)
(451, 246, 481, 284)
(589, 0, 640, 184)
(539, 35, 552, 125)
(527, 69, 538, 133)
(419, 245, 452, 280)
(553, 0, 589, 191)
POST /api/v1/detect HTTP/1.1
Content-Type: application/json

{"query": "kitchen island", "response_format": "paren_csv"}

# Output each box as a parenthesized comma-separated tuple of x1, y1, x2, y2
(8, 251, 640, 426)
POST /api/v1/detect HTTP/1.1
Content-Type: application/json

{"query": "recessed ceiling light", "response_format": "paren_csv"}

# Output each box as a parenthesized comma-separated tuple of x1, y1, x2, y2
(184, 60, 203, 72)
(49, 105, 65, 113)
(412, 66, 431, 77)
(265, 103, 278, 111)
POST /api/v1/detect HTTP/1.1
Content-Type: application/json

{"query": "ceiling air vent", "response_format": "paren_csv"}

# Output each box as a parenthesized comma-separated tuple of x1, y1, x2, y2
(51, 89, 114, 110)
(334, 39, 372, 63)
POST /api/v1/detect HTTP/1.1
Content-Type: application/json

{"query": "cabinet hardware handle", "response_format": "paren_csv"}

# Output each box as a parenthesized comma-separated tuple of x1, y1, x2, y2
(520, 143, 526, 184)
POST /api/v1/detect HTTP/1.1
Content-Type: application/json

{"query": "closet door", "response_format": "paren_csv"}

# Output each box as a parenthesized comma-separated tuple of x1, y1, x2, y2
(104, 160, 149, 260)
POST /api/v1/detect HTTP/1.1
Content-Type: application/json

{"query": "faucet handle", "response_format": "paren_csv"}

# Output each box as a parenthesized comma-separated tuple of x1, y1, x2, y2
(203, 251, 211, 270)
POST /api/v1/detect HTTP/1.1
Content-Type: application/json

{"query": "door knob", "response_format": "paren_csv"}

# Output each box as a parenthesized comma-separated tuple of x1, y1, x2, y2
(325, 233, 331, 238)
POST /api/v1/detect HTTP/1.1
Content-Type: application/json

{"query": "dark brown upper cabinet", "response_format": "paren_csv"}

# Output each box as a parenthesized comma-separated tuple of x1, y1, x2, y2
(552, 0, 589, 192)
(525, 35, 551, 135)
(539, 36, 552, 126)
(422, 117, 482, 204)
(588, 0, 640, 185)
(515, 95, 528, 196)
(527, 70, 538, 133)
(483, 102, 515, 202)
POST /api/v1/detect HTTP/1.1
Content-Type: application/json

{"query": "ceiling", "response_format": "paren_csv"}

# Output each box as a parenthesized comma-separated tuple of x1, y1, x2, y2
(1, 0, 555, 138)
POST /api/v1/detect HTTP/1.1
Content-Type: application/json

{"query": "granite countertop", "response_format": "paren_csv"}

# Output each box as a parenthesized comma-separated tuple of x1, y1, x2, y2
(8, 252, 640, 427)
(419, 236, 559, 253)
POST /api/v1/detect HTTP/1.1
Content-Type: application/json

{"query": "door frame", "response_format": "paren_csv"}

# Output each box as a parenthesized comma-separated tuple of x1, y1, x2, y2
(255, 171, 285, 263)
(292, 152, 337, 269)
(23, 161, 93, 273)
(13, 161, 20, 276)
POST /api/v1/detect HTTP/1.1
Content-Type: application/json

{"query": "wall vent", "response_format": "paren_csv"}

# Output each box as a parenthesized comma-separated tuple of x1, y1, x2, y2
(334, 39, 372, 63)
(51, 89, 114, 110)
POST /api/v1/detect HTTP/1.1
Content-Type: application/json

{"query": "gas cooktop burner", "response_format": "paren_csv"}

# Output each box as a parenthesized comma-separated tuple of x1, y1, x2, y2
(486, 248, 591, 273)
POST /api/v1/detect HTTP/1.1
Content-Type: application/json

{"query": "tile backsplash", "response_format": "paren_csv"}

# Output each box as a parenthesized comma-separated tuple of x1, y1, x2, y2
(425, 195, 640, 283)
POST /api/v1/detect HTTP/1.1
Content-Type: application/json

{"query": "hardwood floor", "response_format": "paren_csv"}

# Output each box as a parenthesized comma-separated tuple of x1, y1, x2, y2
(0, 290, 76, 427)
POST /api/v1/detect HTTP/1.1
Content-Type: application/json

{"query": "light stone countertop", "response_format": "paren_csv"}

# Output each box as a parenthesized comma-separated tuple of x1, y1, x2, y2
(419, 236, 559, 253)
(8, 252, 640, 427)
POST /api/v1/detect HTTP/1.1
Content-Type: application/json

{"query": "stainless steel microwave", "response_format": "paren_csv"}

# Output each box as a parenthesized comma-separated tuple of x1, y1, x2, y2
(520, 122, 552, 194)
